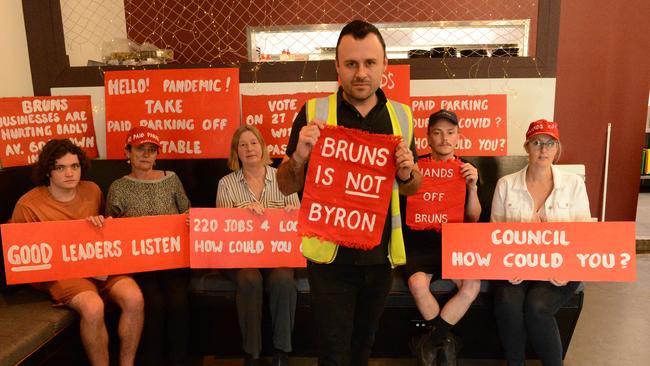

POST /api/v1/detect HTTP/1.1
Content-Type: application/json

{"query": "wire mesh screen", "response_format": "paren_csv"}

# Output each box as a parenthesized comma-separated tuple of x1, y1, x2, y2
(61, 0, 538, 66)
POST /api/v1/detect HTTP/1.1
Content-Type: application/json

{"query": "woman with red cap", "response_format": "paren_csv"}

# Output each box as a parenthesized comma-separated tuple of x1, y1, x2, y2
(106, 126, 192, 366)
(490, 119, 591, 366)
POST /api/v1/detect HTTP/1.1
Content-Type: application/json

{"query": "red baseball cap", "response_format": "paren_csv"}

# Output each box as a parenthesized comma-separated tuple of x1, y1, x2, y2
(125, 126, 161, 148)
(526, 119, 560, 141)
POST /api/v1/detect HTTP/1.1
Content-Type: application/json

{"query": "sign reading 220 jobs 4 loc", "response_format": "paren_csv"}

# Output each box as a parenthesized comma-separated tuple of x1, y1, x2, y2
(104, 68, 240, 159)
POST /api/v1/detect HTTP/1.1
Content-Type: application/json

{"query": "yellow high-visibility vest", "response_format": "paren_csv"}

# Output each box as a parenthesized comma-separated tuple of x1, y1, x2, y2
(301, 93, 413, 268)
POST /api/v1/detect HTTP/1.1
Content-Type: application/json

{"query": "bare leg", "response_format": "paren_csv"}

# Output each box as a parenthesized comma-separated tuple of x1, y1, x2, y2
(440, 279, 480, 324)
(67, 291, 109, 366)
(408, 272, 440, 320)
(107, 277, 145, 366)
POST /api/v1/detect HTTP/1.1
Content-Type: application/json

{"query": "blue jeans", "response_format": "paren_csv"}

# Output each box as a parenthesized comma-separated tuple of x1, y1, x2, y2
(308, 262, 393, 366)
(493, 280, 580, 366)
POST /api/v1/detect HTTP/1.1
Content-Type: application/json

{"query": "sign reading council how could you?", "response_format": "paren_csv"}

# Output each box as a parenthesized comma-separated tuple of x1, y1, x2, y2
(411, 94, 507, 156)
(1, 215, 189, 285)
(0, 96, 98, 168)
(189, 208, 305, 268)
(104, 68, 240, 159)
(442, 222, 636, 282)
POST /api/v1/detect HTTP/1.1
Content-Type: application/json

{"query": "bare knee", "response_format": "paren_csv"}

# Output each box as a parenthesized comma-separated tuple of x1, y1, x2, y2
(457, 280, 480, 302)
(408, 272, 432, 298)
(70, 292, 105, 325)
(110, 280, 144, 314)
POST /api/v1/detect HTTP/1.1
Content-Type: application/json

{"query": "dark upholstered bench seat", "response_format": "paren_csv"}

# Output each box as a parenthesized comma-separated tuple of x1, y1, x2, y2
(0, 287, 77, 366)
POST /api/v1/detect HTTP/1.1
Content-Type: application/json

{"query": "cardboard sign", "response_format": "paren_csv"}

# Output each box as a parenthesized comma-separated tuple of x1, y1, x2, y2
(241, 92, 330, 157)
(382, 65, 411, 105)
(442, 222, 636, 282)
(299, 126, 400, 250)
(411, 95, 507, 156)
(105, 68, 240, 159)
(1, 215, 189, 285)
(189, 208, 306, 268)
(406, 158, 466, 231)
(0, 96, 98, 168)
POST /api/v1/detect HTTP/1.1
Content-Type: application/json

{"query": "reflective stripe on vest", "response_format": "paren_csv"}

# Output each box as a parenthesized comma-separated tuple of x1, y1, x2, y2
(302, 93, 412, 268)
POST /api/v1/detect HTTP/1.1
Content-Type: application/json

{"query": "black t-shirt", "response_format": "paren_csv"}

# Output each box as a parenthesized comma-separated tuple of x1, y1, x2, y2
(286, 87, 418, 265)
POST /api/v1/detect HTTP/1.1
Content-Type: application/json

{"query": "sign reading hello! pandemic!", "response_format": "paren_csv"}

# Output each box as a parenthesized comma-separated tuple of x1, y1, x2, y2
(0, 96, 98, 168)
(190, 208, 305, 268)
(104, 68, 240, 159)
(242, 92, 330, 157)
(411, 95, 507, 156)
(442, 222, 636, 282)
(406, 158, 466, 231)
(299, 126, 400, 250)
(1, 215, 189, 285)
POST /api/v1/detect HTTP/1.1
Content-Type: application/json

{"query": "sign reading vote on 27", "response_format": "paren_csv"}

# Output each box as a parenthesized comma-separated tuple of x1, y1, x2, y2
(299, 126, 401, 250)
(0, 96, 98, 168)
(242, 92, 330, 158)
(190, 208, 305, 268)
(104, 68, 240, 159)
(1, 215, 189, 285)
(411, 95, 507, 156)
(442, 222, 636, 282)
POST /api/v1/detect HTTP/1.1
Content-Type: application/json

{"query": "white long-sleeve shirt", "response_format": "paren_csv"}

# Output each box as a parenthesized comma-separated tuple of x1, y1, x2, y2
(491, 164, 591, 223)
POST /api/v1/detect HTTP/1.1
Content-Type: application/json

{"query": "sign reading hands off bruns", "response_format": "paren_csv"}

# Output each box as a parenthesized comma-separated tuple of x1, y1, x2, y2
(442, 222, 636, 282)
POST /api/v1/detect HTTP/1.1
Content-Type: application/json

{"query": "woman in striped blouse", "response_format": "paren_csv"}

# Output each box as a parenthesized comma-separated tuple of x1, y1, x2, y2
(216, 125, 300, 366)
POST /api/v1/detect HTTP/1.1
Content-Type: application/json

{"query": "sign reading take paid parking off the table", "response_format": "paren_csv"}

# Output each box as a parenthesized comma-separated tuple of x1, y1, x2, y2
(241, 92, 330, 157)
(299, 126, 400, 250)
(410, 94, 507, 156)
(104, 68, 240, 159)
(189, 208, 305, 268)
(0, 96, 98, 168)
(442, 222, 636, 282)
(1, 215, 189, 285)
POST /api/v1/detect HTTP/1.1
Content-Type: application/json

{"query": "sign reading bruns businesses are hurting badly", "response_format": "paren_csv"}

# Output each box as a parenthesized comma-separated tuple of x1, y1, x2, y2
(1, 215, 189, 285)
(298, 126, 401, 250)
(442, 222, 636, 282)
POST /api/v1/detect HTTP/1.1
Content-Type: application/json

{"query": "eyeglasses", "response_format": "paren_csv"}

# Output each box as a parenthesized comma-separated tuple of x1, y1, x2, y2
(529, 140, 557, 149)
(53, 163, 81, 173)
(133, 145, 158, 154)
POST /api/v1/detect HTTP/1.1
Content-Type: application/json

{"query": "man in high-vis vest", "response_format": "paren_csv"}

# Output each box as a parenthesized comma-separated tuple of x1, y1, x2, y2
(277, 20, 422, 366)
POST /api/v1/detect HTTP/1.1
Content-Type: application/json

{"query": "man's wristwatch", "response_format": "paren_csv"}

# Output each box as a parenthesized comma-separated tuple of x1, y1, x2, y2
(396, 171, 414, 184)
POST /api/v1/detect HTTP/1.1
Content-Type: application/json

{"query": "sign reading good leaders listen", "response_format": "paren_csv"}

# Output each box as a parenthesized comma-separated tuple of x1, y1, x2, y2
(1, 215, 189, 285)
(406, 157, 466, 231)
(411, 94, 507, 156)
(242, 92, 330, 157)
(442, 222, 636, 282)
(189, 208, 305, 268)
(299, 126, 401, 250)
(0, 96, 98, 168)
(104, 68, 240, 159)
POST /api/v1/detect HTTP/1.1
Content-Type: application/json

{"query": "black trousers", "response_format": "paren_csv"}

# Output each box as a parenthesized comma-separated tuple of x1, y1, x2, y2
(135, 268, 190, 366)
(308, 262, 393, 366)
(493, 280, 581, 366)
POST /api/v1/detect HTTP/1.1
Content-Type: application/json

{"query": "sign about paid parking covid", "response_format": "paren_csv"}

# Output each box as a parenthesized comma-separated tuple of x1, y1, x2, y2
(104, 68, 240, 159)
(410, 95, 507, 156)
(189, 208, 305, 268)
(0, 96, 98, 168)
(442, 222, 636, 281)
(1, 215, 189, 285)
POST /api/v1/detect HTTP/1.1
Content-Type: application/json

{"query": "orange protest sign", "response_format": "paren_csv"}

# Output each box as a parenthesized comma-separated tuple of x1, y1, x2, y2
(442, 222, 636, 282)
(406, 158, 466, 231)
(189, 208, 306, 268)
(104, 68, 240, 159)
(1, 215, 189, 285)
(299, 126, 400, 250)
(382, 65, 411, 105)
(241, 92, 330, 157)
(411, 95, 507, 156)
(0, 96, 98, 168)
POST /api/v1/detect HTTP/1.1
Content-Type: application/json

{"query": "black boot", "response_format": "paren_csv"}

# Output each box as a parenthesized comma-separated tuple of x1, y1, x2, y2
(410, 329, 440, 366)
(439, 334, 457, 366)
